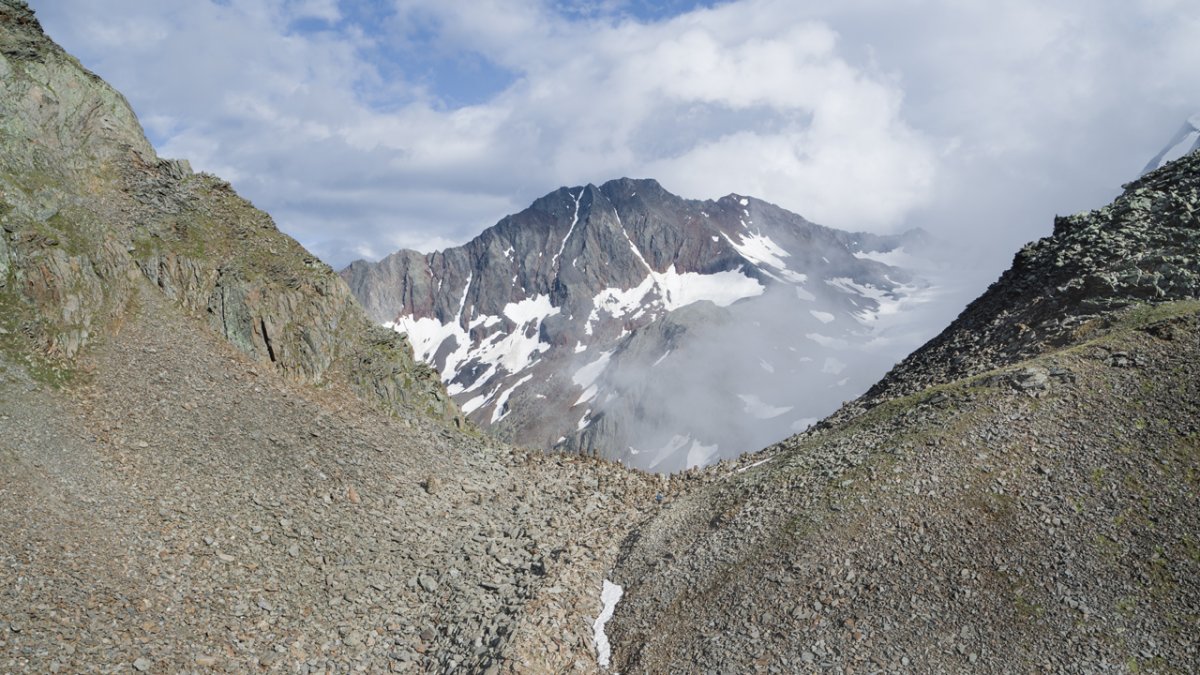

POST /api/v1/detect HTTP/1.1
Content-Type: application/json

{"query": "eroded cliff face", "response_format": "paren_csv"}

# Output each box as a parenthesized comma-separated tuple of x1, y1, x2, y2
(0, 0, 459, 424)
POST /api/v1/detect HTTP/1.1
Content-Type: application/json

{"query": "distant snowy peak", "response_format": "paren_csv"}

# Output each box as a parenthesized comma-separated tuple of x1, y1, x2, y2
(341, 178, 931, 470)
(1143, 114, 1200, 175)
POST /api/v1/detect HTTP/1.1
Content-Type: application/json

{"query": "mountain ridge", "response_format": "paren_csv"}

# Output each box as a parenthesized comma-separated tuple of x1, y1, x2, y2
(342, 177, 932, 469)
(606, 148, 1200, 671)
(0, 0, 459, 426)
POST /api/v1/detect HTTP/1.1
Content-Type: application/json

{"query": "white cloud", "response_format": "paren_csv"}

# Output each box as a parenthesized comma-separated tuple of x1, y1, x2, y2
(28, 0, 1200, 280)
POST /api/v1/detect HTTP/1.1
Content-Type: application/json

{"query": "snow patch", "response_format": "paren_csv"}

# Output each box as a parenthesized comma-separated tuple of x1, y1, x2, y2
(736, 456, 773, 473)
(593, 580, 624, 670)
(721, 232, 807, 283)
(585, 266, 763, 332)
(826, 276, 927, 326)
(490, 374, 533, 424)
(573, 350, 613, 390)
(390, 293, 559, 386)
(806, 332, 849, 349)
(461, 383, 501, 415)
(737, 394, 792, 420)
(809, 310, 835, 324)
(853, 246, 921, 268)
(822, 357, 847, 375)
(551, 188, 583, 270)
(574, 384, 599, 407)
(647, 435, 719, 470)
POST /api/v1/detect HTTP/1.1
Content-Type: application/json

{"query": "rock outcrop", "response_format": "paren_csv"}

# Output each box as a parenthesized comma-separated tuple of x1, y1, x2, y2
(0, 0, 458, 424)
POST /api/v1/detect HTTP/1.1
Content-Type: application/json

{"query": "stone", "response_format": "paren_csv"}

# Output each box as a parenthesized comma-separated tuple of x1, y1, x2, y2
(422, 477, 441, 495)
(1013, 368, 1049, 391)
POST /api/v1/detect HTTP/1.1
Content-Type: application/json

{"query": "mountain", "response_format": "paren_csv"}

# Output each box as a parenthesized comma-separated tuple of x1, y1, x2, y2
(6, 1, 1199, 672)
(605, 150, 1200, 671)
(343, 179, 931, 471)
(1142, 113, 1200, 174)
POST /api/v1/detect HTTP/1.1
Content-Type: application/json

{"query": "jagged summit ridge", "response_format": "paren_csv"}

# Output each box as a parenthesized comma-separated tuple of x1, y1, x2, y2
(343, 177, 930, 470)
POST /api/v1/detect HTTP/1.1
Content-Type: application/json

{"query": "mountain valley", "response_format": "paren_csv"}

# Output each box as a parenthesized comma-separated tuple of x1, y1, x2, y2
(1, 2, 1198, 673)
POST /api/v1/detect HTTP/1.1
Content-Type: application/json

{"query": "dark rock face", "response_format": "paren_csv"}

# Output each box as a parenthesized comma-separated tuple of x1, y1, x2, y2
(343, 178, 929, 470)
(0, 0, 458, 424)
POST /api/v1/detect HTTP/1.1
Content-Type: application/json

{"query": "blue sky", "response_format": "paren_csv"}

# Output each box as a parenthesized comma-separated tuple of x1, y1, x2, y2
(30, 0, 1200, 280)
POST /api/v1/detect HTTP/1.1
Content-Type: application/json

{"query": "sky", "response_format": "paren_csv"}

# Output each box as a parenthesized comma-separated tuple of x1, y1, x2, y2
(32, 0, 1200, 283)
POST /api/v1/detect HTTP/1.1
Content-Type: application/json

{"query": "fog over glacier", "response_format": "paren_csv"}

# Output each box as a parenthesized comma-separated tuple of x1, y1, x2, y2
(588, 250, 965, 472)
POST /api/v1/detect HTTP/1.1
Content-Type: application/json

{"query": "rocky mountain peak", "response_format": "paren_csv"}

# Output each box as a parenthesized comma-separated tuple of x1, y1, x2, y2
(343, 178, 932, 470)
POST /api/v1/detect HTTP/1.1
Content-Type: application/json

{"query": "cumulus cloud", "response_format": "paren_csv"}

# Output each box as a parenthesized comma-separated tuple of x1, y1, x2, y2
(30, 0, 1200, 279)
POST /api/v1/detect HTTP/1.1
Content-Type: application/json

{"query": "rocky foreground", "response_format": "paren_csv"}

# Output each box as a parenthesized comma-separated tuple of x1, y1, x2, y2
(1, 279, 666, 673)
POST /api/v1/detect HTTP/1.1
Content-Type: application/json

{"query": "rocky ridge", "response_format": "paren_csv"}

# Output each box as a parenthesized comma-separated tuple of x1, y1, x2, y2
(343, 177, 929, 470)
(840, 149, 1200, 421)
(0, 0, 457, 425)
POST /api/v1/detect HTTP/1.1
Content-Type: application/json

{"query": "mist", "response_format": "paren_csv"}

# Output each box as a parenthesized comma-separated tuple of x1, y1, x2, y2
(574, 243, 978, 473)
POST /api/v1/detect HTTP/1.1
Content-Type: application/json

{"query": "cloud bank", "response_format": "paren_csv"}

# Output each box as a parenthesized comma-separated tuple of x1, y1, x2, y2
(32, 0, 1200, 281)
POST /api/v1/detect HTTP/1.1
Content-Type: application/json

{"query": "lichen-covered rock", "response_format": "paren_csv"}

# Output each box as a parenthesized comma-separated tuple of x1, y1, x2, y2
(0, 0, 459, 424)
